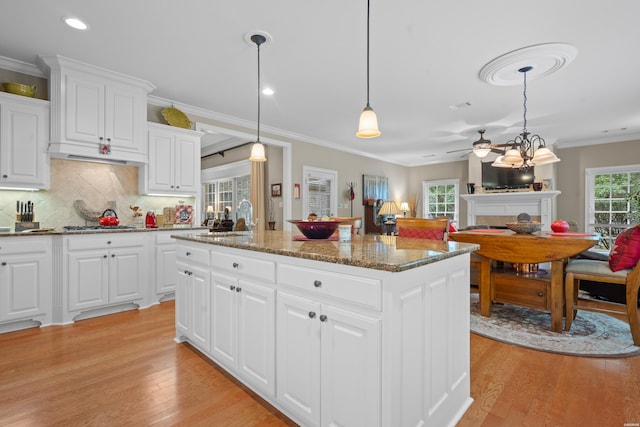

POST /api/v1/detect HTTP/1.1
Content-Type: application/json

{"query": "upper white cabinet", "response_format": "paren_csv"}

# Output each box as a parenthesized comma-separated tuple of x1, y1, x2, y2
(0, 92, 50, 189)
(38, 55, 155, 164)
(139, 122, 203, 196)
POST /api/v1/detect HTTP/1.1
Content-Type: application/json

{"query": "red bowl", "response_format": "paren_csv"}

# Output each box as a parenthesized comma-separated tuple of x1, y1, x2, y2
(288, 220, 342, 239)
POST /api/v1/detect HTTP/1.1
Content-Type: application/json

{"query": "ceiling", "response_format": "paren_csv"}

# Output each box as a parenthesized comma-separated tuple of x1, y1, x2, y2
(1, 0, 639, 166)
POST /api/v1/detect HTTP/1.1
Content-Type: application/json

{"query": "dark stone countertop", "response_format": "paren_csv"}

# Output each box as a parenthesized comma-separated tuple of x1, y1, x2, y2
(173, 230, 479, 273)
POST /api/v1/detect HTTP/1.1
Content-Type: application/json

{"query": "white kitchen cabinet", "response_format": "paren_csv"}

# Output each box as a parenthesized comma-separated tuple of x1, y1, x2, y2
(210, 247, 277, 398)
(0, 237, 52, 332)
(140, 123, 203, 196)
(64, 234, 147, 321)
(277, 291, 381, 427)
(154, 231, 177, 301)
(176, 260, 211, 352)
(175, 243, 211, 352)
(39, 55, 154, 164)
(0, 92, 50, 189)
(211, 271, 276, 398)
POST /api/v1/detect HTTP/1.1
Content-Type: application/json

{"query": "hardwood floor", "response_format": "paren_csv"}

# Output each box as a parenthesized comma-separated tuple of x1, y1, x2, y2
(1, 300, 639, 426)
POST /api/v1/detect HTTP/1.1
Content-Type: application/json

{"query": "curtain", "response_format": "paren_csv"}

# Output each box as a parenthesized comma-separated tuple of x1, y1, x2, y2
(250, 160, 266, 230)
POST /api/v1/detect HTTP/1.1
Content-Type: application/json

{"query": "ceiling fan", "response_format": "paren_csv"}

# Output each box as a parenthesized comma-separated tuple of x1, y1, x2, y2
(446, 129, 509, 158)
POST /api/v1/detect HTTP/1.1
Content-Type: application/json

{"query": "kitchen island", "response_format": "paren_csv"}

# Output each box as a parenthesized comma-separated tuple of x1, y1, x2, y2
(173, 230, 478, 427)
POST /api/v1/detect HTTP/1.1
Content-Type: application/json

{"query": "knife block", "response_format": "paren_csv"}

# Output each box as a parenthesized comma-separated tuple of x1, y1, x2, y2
(15, 222, 40, 232)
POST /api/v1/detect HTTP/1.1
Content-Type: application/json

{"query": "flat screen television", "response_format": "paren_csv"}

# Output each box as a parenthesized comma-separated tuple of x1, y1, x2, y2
(481, 162, 534, 190)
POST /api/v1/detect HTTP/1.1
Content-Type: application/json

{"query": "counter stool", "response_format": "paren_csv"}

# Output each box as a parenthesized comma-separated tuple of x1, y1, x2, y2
(564, 259, 640, 345)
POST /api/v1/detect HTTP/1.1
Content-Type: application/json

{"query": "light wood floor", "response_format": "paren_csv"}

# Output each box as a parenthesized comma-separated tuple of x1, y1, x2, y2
(1, 300, 639, 427)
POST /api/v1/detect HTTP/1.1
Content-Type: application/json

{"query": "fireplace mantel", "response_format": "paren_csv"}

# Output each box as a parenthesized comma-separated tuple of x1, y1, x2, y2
(461, 190, 560, 230)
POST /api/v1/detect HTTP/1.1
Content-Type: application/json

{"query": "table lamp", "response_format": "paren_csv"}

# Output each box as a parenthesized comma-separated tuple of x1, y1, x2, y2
(400, 202, 409, 217)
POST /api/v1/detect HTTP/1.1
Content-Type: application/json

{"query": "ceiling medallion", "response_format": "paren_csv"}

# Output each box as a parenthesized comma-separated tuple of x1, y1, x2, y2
(479, 42, 578, 86)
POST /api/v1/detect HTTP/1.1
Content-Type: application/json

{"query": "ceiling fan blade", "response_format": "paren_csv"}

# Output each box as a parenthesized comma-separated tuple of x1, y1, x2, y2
(446, 147, 472, 154)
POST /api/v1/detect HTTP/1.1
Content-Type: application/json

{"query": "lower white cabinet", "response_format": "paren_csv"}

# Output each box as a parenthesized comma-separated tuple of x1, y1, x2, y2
(0, 237, 52, 330)
(154, 231, 177, 301)
(211, 271, 276, 398)
(276, 291, 381, 427)
(176, 261, 210, 352)
(64, 235, 147, 320)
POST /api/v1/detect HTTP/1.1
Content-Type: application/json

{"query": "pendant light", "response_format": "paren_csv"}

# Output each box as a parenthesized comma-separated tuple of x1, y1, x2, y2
(356, 0, 381, 138)
(500, 66, 560, 169)
(249, 34, 267, 162)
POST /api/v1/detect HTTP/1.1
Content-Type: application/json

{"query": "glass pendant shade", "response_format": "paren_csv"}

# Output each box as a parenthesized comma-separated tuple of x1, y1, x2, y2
(503, 148, 524, 167)
(356, 106, 380, 138)
(473, 147, 491, 158)
(249, 141, 266, 162)
(531, 145, 560, 166)
(491, 155, 509, 168)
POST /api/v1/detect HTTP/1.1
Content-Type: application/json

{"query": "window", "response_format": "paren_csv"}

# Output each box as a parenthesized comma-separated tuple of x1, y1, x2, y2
(586, 165, 640, 249)
(422, 179, 459, 226)
(201, 160, 251, 221)
(302, 166, 337, 219)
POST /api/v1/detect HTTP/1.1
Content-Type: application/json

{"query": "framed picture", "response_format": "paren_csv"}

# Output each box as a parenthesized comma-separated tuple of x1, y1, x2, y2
(206, 219, 215, 227)
(271, 183, 282, 197)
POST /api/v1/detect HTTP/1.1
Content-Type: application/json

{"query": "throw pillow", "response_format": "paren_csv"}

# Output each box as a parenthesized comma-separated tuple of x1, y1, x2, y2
(609, 225, 640, 272)
(398, 227, 444, 240)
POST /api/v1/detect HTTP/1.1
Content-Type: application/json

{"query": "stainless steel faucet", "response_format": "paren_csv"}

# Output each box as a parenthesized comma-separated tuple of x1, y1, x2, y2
(237, 199, 258, 232)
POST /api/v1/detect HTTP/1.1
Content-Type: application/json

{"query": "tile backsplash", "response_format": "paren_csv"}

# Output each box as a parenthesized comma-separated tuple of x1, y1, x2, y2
(0, 159, 195, 231)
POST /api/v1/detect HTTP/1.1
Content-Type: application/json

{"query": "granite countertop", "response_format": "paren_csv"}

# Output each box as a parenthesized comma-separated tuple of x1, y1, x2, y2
(173, 230, 479, 272)
(0, 226, 209, 237)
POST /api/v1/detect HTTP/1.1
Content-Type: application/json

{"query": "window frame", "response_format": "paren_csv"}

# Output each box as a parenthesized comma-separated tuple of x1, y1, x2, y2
(585, 164, 640, 249)
(302, 165, 338, 219)
(422, 178, 459, 226)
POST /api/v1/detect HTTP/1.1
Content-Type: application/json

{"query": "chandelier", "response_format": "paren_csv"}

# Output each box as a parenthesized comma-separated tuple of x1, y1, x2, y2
(492, 66, 560, 169)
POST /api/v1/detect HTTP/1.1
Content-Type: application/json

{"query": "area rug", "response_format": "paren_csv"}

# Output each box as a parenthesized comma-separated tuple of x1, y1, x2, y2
(470, 294, 640, 358)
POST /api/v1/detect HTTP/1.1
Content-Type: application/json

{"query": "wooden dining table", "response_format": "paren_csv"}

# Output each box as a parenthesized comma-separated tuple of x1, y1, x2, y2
(449, 229, 600, 332)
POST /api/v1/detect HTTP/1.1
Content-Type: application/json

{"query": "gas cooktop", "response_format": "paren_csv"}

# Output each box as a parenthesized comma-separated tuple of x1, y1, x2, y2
(63, 225, 138, 232)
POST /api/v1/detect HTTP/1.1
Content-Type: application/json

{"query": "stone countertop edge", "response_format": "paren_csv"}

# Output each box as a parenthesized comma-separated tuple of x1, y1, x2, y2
(172, 231, 480, 273)
(0, 227, 209, 237)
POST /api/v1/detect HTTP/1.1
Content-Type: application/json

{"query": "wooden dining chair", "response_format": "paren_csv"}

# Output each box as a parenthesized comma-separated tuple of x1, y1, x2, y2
(564, 259, 640, 345)
(395, 217, 449, 240)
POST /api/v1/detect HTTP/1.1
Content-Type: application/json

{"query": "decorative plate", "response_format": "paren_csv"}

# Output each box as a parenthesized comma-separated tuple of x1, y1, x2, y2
(161, 107, 192, 129)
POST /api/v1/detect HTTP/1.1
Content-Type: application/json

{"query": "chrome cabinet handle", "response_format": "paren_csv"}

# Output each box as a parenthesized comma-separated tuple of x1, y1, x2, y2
(1, 262, 6, 266)
(232, 262, 239, 268)
(313, 280, 322, 288)
(308, 311, 316, 318)
(230, 285, 236, 291)
(103, 255, 108, 258)
(236, 287, 242, 292)
(186, 251, 191, 256)
(319, 314, 328, 322)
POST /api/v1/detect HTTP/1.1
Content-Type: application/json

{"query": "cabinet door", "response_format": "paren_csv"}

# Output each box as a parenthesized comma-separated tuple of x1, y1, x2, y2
(109, 245, 145, 304)
(104, 82, 138, 150)
(156, 244, 176, 295)
(190, 264, 211, 352)
(320, 305, 381, 427)
(68, 249, 109, 311)
(147, 130, 175, 192)
(211, 272, 238, 369)
(175, 262, 191, 338)
(0, 97, 49, 188)
(65, 72, 105, 144)
(174, 135, 198, 194)
(277, 292, 321, 427)
(237, 280, 276, 398)
(0, 252, 49, 322)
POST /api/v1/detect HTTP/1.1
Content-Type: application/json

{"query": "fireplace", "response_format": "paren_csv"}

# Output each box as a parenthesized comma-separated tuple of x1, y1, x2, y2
(460, 191, 560, 231)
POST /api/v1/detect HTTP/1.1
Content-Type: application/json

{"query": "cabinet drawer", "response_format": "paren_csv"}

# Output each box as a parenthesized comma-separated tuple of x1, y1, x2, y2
(278, 264, 381, 310)
(176, 245, 210, 266)
(0, 237, 50, 254)
(493, 272, 550, 310)
(213, 251, 275, 284)
(67, 235, 143, 251)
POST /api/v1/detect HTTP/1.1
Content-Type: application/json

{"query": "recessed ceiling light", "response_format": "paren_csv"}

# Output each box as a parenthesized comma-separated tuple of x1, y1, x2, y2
(63, 17, 89, 30)
(262, 88, 274, 96)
